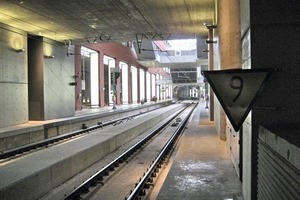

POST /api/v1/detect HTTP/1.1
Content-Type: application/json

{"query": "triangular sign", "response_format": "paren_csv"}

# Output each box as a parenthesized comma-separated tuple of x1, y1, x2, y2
(202, 69, 272, 132)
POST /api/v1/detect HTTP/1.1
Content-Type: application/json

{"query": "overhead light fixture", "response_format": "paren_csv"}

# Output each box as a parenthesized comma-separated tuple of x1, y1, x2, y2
(16, 48, 25, 53)
(86, 36, 98, 43)
(44, 55, 55, 58)
(99, 35, 111, 42)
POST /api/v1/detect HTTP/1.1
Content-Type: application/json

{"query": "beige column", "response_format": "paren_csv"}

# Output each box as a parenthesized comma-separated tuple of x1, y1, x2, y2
(218, 0, 241, 69)
(208, 28, 215, 121)
(74, 45, 82, 111)
(98, 51, 105, 107)
(115, 59, 121, 105)
(217, 0, 242, 140)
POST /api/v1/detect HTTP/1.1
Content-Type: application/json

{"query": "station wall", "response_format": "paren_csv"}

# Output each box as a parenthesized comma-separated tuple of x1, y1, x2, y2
(0, 25, 28, 128)
(251, 1, 300, 133)
(43, 40, 75, 120)
(240, 1, 252, 198)
(241, 0, 300, 199)
(85, 43, 145, 69)
(0, 24, 75, 128)
(27, 36, 75, 121)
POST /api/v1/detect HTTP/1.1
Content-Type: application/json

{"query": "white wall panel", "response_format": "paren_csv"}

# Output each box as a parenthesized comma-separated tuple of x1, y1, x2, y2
(131, 66, 138, 103)
(121, 63, 128, 104)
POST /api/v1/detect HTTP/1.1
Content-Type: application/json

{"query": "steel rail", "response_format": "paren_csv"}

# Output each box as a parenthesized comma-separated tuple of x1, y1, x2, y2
(63, 103, 192, 200)
(126, 102, 197, 200)
(0, 106, 162, 160)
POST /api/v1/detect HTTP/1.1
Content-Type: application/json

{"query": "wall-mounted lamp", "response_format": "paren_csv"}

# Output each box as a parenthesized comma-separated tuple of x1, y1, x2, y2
(203, 49, 210, 53)
(69, 82, 77, 86)
(16, 48, 25, 53)
(44, 55, 55, 59)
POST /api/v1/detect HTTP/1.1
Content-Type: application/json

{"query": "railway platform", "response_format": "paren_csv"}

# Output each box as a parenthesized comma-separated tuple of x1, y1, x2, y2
(155, 102, 243, 200)
(0, 101, 243, 200)
(0, 102, 183, 200)
(0, 101, 170, 153)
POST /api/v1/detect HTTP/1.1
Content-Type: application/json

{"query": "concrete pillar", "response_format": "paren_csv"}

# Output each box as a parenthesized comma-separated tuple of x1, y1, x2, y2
(131, 66, 138, 103)
(208, 28, 215, 121)
(151, 74, 156, 100)
(128, 64, 132, 104)
(108, 58, 115, 105)
(90, 51, 99, 107)
(74, 45, 82, 111)
(137, 68, 140, 103)
(217, 0, 242, 140)
(156, 74, 160, 100)
(99, 51, 105, 107)
(28, 36, 44, 120)
(115, 59, 121, 105)
(146, 72, 151, 102)
(218, 0, 242, 69)
(120, 62, 129, 104)
(139, 69, 145, 102)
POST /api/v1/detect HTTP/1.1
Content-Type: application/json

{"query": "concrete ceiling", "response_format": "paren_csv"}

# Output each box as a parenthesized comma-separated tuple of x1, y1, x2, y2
(0, 0, 215, 83)
(0, 0, 215, 43)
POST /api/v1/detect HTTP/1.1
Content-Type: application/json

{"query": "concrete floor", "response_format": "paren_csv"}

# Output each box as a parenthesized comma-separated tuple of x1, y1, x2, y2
(156, 102, 242, 200)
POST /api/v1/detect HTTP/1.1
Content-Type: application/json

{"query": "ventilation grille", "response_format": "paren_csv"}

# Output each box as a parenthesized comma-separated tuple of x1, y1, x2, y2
(257, 139, 300, 200)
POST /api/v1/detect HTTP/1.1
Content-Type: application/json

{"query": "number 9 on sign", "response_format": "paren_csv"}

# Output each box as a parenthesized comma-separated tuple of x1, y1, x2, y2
(230, 76, 243, 102)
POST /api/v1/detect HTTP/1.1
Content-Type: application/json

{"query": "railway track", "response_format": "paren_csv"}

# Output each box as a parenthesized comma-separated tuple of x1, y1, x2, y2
(63, 102, 197, 200)
(0, 106, 164, 161)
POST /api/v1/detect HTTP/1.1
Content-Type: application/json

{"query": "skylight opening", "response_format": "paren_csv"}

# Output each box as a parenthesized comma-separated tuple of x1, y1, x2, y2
(167, 39, 197, 51)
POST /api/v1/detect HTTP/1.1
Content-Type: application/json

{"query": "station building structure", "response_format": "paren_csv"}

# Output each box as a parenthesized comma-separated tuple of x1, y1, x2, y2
(0, 0, 299, 199)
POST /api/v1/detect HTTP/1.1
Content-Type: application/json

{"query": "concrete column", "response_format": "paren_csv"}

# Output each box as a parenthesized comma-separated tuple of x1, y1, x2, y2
(156, 74, 160, 100)
(146, 72, 151, 101)
(131, 66, 138, 103)
(151, 74, 156, 100)
(208, 28, 215, 121)
(108, 58, 115, 105)
(218, 0, 242, 69)
(137, 68, 140, 103)
(139, 69, 145, 102)
(28, 36, 44, 120)
(128, 64, 132, 104)
(74, 45, 82, 111)
(120, 63, 129, 104)
(90, 52, 99, 107)
(217, 0, 242, 140)
(115, 59, 121, 105)
(99, 51, 105, 107)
